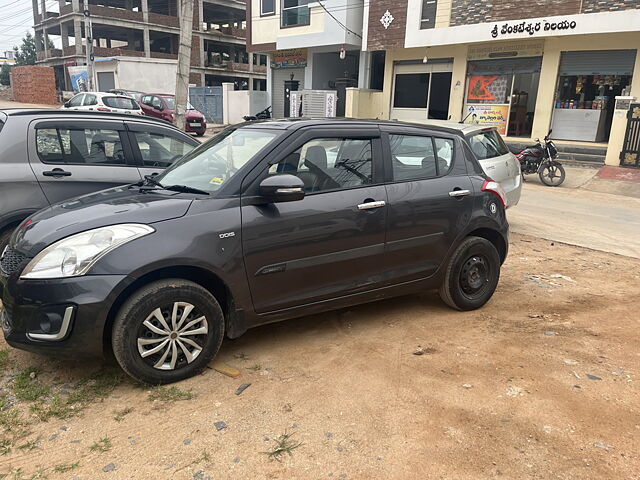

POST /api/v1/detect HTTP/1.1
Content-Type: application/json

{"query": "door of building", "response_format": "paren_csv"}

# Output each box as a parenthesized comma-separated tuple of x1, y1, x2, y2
(97, 72, 116, 92)
(272, 68, 305, 118)
(391, 61, 453, 122)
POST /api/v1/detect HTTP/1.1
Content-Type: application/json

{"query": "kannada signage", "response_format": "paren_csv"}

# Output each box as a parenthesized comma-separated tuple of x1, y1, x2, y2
(271, 48, 308, 69)
(464, 104, 509, 136)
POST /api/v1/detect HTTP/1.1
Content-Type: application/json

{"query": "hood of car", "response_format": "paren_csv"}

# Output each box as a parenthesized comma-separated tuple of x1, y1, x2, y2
(12, 187, 193, 257)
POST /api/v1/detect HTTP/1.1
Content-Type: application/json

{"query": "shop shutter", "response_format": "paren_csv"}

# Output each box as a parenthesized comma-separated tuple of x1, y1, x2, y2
(559, 50, 637, 76)
(272, 68, 305, 118)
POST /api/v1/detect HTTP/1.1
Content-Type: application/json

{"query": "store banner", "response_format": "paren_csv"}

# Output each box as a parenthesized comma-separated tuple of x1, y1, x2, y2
(67, 66, 88, 93)
(271, 49, 308, 69)
(467, 75, 511, 103)
(464, 104, 509, 136)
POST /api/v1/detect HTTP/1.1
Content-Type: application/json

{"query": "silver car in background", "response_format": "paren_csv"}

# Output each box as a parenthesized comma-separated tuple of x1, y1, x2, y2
(421, 121, 522, 208)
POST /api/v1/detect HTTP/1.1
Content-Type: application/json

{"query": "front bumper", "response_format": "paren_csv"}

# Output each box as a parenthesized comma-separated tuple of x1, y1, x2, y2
(1, 274, 131, 357)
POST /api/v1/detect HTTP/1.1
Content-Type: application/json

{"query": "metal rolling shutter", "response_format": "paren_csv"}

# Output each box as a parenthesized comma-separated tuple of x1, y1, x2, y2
(559, 50, 637, 76)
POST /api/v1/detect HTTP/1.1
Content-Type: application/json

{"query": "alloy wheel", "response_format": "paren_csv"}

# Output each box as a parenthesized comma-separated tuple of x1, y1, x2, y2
(136, 302, 209, 371)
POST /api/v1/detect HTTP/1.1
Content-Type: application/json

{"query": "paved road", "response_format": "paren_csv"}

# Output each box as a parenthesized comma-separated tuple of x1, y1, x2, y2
(509, 174, 640, 258)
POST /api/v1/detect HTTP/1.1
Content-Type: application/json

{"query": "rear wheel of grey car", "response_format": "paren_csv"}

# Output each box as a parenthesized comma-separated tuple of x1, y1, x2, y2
(111, 279, 224, 384)
(439, 236, 501, 311)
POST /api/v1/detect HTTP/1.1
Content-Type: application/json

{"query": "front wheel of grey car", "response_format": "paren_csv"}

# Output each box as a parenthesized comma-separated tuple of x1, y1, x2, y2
(439, 236, 501, 311)
(112, 279, 225, 384)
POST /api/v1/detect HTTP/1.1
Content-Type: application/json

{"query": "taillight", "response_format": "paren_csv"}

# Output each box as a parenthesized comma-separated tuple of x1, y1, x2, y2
(97, 106, 111, 112)
(482, 178, 507, 209)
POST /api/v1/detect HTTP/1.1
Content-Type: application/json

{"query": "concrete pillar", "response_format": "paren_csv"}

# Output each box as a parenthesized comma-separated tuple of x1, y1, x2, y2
(143, 27, 150, 58)
(74, 17, 83, 55)
(58, 0, 65, 11)
(197, 0, 203, 32)
(222, 82, 234, 124)
(531, 46, 561, 142)
(61, 22, 70, 48)
(34, 31, 44, 54)
(605, 96, 637, 166)
(358, 51, 371, 89)
(40, 0, 47, 19)
(304, 51, 313, 88)
(266, 54, 273, 99)
(141, 0, 149, 21)
(71, 0, 79, 12)
(43, 29, 50, 55)
(32, 0, 40, 23)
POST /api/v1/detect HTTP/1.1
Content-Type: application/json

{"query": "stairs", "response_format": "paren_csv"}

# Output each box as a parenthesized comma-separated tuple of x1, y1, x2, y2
(506, 140, 606, 166)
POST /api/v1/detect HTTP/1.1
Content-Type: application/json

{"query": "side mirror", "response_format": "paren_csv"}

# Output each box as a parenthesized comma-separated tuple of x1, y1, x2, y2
(259, 174, 305, 203)
(63, 101, 70, 108)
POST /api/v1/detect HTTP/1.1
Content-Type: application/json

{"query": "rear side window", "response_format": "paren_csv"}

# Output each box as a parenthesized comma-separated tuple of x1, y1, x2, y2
(36, 127, 127, 165)
(467, 130, 509, 160)
(389, 134, 454, 181)
(104, 96, 140, 110)
(83, 94, 97, 106)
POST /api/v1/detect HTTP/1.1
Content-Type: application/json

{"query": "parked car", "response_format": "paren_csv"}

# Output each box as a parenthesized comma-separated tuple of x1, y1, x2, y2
(139, 94, 207, 136)
(1, 119, 509, 384)
(423, 121, 522, 207)
(0, 109, 200, 254)
(62, 92, 145, 116)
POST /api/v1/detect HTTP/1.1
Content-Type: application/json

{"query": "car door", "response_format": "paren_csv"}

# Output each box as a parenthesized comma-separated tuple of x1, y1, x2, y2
(125, 122, 199, 176)
(28, 119, 142, 205)
(381, 127, 474, 284)
(139, 95, 156, 117)
(80, 93, 98, 112)
(241, 128, 388, 314)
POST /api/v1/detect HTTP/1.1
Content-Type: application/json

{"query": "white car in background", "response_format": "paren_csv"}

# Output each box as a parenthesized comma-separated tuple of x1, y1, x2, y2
(62, 92, 144, 116)
(421, 121, 522, 208)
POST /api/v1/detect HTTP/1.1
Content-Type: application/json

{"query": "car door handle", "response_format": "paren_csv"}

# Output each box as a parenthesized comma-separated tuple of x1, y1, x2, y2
(357, 200, 386, 210)
(43, 168, 72, 177)
(449, 189, 470, 198)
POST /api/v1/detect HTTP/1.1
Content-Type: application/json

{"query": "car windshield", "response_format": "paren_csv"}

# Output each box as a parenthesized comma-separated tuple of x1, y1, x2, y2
(155, 128, 281, 193)
(161, 97, 195, 110)
(467, 130, 510, 160)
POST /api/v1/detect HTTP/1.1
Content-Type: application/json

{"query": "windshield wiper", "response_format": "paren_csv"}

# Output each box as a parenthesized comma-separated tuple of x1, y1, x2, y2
(140, 175, 209, 195)
(163, 184, 210, 195)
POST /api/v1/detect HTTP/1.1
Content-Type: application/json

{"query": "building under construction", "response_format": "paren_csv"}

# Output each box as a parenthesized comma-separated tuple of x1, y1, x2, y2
(31, 0, 267, 93)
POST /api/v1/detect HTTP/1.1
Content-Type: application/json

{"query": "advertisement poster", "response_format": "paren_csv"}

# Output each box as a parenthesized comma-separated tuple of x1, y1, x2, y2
(67, 66, 88, 93)
(467, 75, 510, 103)
(464, 104, 509, 135)
(271, 48, 307, 68)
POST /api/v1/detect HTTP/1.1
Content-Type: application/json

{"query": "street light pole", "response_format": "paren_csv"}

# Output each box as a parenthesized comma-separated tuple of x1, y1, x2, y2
(175, 0, 194, 132)
(83, 0, 95, 91)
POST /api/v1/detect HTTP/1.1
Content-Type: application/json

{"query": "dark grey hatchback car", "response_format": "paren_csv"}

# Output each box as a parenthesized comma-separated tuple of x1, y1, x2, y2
(1, 119, 509, 384)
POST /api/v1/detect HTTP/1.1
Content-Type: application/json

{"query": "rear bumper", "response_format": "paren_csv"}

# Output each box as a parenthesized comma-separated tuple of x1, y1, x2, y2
(1, 274, 132, 357)
(185, 121, 207, 134)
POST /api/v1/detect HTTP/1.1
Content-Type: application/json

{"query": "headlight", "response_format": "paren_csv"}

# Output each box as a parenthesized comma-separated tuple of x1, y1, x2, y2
(21, 224, 155, 279)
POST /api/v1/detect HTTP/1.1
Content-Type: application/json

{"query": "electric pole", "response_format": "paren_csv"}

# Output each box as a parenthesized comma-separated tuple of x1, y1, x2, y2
(83, 0, 95, 91)
(175, 0, 194, 132)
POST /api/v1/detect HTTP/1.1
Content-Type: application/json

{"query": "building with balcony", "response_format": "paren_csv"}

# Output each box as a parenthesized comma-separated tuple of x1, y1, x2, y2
(246, 0, 367, 117)
(32, 0, 267, 93)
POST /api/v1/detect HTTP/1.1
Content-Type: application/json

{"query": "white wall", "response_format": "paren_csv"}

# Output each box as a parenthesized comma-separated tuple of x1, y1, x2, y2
(116, 58, 178, 94)
(225, 89, 270, 125)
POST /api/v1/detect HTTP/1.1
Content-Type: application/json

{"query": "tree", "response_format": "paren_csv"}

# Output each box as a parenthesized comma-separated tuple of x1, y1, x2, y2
(12, 31, 55, 66)
(0, 63, 10, 85)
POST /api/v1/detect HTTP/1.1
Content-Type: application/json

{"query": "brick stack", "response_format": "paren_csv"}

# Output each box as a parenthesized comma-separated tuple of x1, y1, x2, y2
(10, 66, 58, 105)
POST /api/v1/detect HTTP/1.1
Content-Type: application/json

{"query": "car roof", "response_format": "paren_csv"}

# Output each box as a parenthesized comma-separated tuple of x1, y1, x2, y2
(0, 108, 174, 126)
(240, 117, 486, 136)
(414, 119, 496, 136)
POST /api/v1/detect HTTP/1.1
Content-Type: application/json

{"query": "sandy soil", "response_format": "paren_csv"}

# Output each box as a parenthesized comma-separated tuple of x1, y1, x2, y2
(1, 233, 639, 480)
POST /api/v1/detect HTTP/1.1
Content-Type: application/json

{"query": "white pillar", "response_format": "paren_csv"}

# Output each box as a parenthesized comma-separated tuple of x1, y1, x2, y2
(358, 51, 371, 89)
(222, 82, 234, 124)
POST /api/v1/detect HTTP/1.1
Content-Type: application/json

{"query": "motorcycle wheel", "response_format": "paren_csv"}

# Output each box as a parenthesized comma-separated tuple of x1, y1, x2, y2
(539, 162, 565, 187)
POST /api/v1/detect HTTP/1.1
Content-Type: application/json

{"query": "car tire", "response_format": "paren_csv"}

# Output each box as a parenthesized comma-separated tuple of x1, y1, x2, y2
(438, 236, 501, 311)
(195, 131, 205, 137)
(111, 279, 224, 384)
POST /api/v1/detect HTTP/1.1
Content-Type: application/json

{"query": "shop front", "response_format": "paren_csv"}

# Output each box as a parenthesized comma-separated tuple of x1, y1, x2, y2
(463, 41, 544, 137)
(550, 49, 636, 143)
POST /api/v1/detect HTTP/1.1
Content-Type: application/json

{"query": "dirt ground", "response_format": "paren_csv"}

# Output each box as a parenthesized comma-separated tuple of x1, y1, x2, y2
(0, 233, 639, 480)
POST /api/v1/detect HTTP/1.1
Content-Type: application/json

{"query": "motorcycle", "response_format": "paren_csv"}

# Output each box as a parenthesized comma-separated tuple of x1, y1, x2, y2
(243, 106, 272, 122)
(514, 131, 566, 187)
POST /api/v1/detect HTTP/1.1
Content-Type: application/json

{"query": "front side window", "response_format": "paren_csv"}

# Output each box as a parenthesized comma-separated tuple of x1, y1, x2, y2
(261, 0, 275, 15)
(68, 94, 84, 107)
(134, 131, 196, 168)
(394, 74, 429, 108)
(36, 128, 127, 165)
(420, 0, 437, 29)
(157, 128, 280, 193)
(389, 134, 454, 181)
(269, 138, 373, 193)
(282, 0, 310, 27)
(467, 130, 509, 160)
